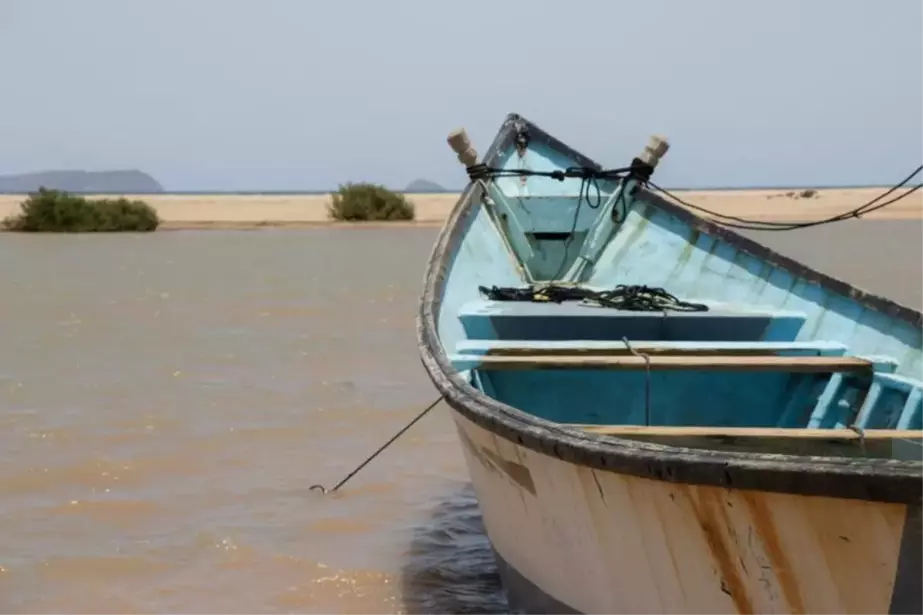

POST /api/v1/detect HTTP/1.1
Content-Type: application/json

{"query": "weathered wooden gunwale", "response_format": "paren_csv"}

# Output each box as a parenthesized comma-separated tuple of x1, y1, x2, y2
(577, 425, 919, 440)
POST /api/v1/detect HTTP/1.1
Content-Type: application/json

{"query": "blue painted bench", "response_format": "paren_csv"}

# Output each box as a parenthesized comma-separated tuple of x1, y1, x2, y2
(453, 348, 914, 429)
(458, 299, 807, 342)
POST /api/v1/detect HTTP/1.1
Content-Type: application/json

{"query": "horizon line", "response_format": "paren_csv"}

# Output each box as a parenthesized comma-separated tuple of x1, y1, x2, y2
(0, 183, 909, 195)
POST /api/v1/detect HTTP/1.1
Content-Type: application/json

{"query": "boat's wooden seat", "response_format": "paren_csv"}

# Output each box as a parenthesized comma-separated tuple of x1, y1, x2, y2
(449, 353, 893, 373)
(458, 299, 807, 342)
(455, 339, 849, 357)
(576, 425, 920, 439)
(570, 425, 923, 460)
(456, 348, 915, 430)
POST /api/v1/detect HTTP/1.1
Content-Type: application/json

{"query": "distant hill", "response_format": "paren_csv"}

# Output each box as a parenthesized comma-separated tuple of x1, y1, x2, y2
(0, 170, 164, 193)
(404, 178, 447, 193)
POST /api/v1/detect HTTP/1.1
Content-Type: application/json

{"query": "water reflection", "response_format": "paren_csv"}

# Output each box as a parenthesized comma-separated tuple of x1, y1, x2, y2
(401, 483, 507, 614)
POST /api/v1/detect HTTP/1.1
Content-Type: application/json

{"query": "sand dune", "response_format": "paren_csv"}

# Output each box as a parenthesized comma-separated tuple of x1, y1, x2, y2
(0, 187, 918, 230)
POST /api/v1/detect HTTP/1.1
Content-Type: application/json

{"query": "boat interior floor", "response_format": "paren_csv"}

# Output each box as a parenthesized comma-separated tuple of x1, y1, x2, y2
(449, 298, 923, 437)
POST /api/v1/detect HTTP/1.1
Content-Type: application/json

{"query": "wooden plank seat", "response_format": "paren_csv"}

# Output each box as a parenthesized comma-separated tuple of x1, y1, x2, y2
(570, 425, 923, 461)
(574, 425, 922, 439)
(450, 353, 889, 373)
(454, 339, 850, 357)
(458, 299, 808, 342)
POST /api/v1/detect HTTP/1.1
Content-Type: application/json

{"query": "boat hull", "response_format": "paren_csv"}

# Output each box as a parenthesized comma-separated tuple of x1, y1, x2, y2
(449, 407, 921, 614)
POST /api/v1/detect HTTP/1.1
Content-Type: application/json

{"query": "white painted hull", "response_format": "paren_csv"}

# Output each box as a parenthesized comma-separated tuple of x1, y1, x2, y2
(451, 410, 916, 614)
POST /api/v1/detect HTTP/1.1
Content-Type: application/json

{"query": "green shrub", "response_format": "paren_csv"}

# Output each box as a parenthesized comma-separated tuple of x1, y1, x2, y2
(2, 187, 160, 232)
(327, 182, 415, 221)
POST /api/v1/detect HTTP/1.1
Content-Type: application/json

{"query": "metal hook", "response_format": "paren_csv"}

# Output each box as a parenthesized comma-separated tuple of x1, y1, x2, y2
(309, 396, 443, 496)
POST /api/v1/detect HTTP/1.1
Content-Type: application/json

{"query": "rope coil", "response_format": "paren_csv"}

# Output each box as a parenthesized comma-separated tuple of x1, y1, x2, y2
(478, 283, 709, 313)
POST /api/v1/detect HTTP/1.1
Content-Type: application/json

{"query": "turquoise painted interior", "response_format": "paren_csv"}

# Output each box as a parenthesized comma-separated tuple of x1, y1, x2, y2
(481, 143, 622, 281)
(436, 136, 923, 436)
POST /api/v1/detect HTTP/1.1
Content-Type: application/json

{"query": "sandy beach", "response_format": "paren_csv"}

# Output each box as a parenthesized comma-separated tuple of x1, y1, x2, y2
(0, 187, 919, 230)
(0, 193, 456, 230)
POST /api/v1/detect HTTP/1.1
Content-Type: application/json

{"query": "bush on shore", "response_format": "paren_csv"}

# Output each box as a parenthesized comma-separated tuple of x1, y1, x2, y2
(2, 187, 160, 232)
(327, 182, 415, 222)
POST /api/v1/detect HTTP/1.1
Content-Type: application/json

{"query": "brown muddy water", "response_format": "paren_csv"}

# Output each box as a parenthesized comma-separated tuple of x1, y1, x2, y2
(0, 221, 919, 614)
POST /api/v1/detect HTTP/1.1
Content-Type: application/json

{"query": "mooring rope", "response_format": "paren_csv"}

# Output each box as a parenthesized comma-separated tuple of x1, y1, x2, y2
(622, 337, 653, 426)
(478, 283, 709, 313)
(466, 162, 923, 232)
(848, 423, 868, 456)
(309, 396, 443, 495)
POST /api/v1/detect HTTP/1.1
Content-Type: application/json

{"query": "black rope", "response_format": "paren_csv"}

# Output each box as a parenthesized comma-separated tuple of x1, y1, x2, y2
(467, 160, 922, 234)
(469, 160, 656, 281)
(478, 283, 709, 312)
(466, 163, 635, 184)
(551, 172, 605, 280)
(647, 165, 922, 232)
(309, 396, 443, 495)
(621, 337, 652, 426)
(848, 424, 868, 456)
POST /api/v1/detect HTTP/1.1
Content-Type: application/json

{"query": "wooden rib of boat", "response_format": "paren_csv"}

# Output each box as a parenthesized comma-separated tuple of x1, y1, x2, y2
(416, 113, 922, 614)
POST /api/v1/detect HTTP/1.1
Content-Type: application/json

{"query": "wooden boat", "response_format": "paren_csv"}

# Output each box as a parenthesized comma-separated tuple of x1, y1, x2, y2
(416, 113, 923, 614)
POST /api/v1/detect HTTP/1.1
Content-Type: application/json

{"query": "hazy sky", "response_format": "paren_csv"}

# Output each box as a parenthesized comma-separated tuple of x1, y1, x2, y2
(1, 0, 920, 191)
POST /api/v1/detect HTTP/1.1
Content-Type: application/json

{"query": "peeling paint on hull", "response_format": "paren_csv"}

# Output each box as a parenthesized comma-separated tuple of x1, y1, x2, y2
(452, 411, 919, 614)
